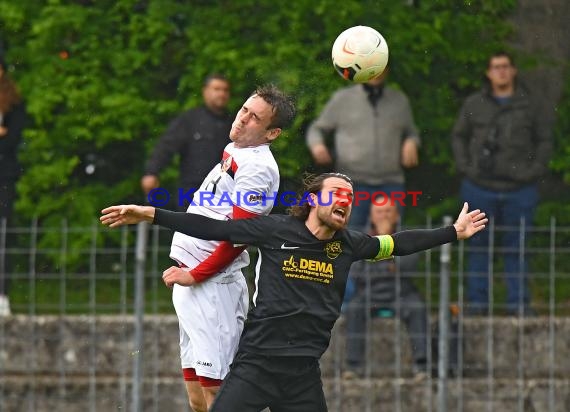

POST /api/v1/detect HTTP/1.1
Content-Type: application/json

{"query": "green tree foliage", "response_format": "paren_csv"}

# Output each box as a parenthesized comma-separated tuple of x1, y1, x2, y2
(551, 78, 570, 185)
(1, 0, 541, 260)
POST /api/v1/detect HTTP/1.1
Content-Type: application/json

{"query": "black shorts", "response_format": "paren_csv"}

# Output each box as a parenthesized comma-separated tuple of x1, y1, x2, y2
(210, 351, 328, 412)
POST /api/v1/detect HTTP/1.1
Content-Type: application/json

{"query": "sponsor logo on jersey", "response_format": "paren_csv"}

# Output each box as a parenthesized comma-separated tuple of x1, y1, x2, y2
(221, 155, 233, 173)
(282, 256, 334, 284)
(247, 193, 264, 204)
(324, 241, 342, 259)
(196, 360, 213, 367)
(283, 256, 299, 268)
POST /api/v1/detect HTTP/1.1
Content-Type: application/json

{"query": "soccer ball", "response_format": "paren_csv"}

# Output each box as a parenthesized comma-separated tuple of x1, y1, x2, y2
(331, 26, 389, 83)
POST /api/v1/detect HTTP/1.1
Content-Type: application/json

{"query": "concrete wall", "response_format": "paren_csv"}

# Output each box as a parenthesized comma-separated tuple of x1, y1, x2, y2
(2, 315, 570, 412)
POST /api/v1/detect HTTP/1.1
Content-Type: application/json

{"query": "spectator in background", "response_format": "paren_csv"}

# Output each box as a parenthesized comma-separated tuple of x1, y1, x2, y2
(141, 74, 232, 209)
(344, 194, 428, 380)
(0, 56, 27, 316)
(452, 51, 553, 316)
(306, 67, 421, 308)
(306, 67, 420, 229)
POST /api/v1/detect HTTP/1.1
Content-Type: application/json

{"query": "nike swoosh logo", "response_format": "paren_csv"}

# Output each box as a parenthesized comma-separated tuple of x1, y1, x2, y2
(281, 243, 300, 250)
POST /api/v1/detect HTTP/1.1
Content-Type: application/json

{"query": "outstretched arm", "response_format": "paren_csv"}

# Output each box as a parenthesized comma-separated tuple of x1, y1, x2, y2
(369, 202, 487, 259)
(393, 202, 486, 255)
(100, 205, 232, 241)
(102, 205, 257, 288)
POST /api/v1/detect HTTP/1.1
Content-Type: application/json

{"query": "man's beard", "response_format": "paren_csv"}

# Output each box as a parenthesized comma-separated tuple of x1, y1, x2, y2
(317, 207, 348, 231)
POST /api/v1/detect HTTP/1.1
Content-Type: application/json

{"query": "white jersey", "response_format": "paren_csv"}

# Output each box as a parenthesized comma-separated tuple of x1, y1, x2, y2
(170, 142, 279, 282)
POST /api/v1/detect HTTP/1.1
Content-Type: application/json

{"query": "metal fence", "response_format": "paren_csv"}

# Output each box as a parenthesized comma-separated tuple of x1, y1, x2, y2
(1, 216, 569, 412)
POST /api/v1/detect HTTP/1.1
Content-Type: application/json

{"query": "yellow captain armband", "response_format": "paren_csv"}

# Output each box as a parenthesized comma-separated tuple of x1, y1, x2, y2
(368, 235, 394, 261)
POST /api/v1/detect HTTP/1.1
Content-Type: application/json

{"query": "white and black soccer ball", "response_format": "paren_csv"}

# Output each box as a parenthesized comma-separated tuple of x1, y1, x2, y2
(331, 26, 389, 83)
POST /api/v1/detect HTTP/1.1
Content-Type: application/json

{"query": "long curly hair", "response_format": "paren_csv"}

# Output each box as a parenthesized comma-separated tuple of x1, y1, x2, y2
(288, 172, 353, 221)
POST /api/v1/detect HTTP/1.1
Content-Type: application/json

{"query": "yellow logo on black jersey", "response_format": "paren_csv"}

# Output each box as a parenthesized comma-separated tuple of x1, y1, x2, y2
(282, 256, 334, 284)
(324, 241, 342, 259)
(283, 255, 299, 268)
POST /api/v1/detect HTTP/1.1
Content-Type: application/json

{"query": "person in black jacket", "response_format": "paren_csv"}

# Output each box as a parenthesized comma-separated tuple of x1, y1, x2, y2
(141, 74, 232, 209)
(101, 173, 487, 411)
(452, 51, 553, 316)
(0, 56, 27, 316)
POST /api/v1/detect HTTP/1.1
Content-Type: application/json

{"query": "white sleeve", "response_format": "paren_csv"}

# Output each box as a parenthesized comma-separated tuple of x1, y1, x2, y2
(232, 161, 278, 215)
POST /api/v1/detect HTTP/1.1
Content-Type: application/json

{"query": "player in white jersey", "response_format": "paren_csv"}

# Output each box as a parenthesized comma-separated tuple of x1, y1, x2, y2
(159, 85, 296, 412)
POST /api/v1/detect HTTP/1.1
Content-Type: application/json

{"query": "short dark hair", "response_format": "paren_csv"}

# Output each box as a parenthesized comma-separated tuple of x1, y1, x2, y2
(487, 51, 515, 68)
(251, 84, 296, 130)
(203, 73, 230, 87)
(288, 173, 353, 221)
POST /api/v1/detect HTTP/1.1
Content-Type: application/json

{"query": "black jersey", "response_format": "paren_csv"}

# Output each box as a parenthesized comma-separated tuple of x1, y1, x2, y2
(228, 214, 382, 357)
(153, 209, 457, 358)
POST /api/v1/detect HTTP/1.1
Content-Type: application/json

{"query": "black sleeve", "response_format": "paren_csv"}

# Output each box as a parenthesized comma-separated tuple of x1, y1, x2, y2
(153, 208, 270, 246)
(153, 208, 231, 240)
(392, 226, 457, 256)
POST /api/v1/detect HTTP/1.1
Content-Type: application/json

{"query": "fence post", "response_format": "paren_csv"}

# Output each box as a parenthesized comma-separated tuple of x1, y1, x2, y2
(132, 222, 149, 412)
(437, 215, 453, 412)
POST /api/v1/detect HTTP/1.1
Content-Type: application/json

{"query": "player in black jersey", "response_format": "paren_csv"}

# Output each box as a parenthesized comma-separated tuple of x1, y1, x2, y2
(101, 173, 487, 412)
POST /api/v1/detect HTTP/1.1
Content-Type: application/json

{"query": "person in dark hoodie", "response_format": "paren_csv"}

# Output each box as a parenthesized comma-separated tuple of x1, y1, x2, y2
(451, 51, 553, 316)
(0, 55, 27, 316)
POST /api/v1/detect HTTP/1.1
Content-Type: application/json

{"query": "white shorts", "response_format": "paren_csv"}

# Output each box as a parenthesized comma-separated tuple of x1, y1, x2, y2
(172, 273, 249, 380)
